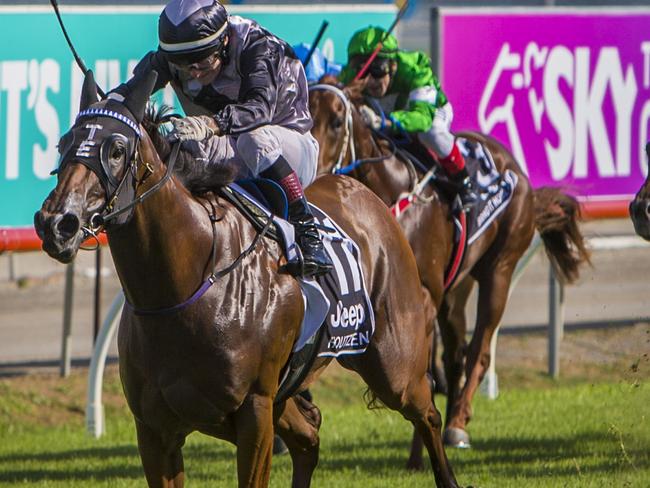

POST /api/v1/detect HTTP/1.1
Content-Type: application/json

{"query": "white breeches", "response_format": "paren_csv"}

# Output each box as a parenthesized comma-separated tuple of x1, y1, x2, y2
(185, 125, 319, 187)
(417, 102, 455, 158)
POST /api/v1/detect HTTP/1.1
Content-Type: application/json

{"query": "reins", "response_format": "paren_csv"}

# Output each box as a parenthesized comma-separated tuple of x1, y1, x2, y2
(311, 83, 427, 201)
(126, 208, 274, 317)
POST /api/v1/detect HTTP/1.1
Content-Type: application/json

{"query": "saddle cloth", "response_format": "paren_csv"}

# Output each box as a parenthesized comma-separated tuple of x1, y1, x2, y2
(390, 136, 518, 288)
(220, 182, 375, 356)
(456, 138, 519, 245)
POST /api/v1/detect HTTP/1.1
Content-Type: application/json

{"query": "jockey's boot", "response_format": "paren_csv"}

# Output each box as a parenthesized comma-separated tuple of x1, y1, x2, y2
(261, 156, 333, 278)
(287, 196, 334, 277)
(440, 144, 478, 211)
(450, 167, 479, 211)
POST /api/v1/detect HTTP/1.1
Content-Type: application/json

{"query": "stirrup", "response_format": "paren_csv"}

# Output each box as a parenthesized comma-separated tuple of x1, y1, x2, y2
(282, 246, 332, 278)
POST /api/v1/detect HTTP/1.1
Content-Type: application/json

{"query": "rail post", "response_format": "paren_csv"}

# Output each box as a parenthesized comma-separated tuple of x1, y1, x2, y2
(548, 265, 565, 378)
(59, 262, 75, 377)
(86, 290, 124, 438)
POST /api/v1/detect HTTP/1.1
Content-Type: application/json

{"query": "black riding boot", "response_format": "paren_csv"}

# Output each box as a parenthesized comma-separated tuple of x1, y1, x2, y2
(287, 196, 334, 277)
(450, 167, 478, 211)
(261, 156, 333, 278)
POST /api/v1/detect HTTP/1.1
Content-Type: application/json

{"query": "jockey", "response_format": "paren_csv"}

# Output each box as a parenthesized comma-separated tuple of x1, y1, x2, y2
(339, 26, 478, 209)
(113, 0, 332, 278)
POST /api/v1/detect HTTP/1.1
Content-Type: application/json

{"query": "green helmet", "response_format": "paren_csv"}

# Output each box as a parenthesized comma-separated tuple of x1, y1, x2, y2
(347, 26, 399, 60)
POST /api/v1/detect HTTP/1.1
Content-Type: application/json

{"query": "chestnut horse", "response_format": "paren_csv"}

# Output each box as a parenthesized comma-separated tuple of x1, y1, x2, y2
(35, 71, 460, 487)
(630, 143, 650, 240)
(309, 79, 590, 465)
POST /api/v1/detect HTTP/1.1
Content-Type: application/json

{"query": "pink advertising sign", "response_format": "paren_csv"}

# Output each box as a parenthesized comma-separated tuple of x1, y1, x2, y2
(440, 9, 650, 208)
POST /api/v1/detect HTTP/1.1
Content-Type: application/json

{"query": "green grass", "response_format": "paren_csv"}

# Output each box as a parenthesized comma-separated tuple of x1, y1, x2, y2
(0, 369, 648, 487)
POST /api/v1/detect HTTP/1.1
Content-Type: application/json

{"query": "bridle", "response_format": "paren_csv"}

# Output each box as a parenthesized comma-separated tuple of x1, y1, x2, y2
(310, 83, 356, 173)
(59, 107, 181, 242)
(310, 83, 419, 188)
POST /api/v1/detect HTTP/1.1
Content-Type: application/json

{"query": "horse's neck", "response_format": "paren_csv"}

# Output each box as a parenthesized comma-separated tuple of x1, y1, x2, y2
(107, 143, 224, 309)
(353, 131, 413, 206)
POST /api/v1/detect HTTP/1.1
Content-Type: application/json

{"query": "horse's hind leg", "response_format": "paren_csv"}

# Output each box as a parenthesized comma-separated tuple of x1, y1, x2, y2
(135, 419, 186, 488)
(275, 394, 322, 488)
(346, 336, 459, 487)
(445, 262, 516, 447)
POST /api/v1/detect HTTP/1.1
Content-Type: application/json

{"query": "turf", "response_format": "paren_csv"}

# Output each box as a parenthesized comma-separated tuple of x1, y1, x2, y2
(0, 364, 648, 487)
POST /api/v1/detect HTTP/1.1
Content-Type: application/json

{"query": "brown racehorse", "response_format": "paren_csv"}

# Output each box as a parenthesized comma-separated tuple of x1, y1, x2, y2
(34, 71, 460, 487)
(309, 77, 590, 466)
(630, 143, 650, 240)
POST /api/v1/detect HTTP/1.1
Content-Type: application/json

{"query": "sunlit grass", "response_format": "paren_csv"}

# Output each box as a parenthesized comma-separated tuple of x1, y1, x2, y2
(0, 367, 648, 487)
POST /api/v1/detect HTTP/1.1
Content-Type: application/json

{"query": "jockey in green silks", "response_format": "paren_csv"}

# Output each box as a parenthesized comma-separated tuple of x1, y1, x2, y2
(339, 26, 477, 209)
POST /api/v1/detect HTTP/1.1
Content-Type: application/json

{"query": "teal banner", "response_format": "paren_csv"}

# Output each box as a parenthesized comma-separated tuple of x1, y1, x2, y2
(0, 5, 394, 227)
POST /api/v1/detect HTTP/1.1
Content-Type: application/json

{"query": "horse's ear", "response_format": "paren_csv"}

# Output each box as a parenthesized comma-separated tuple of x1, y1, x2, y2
(124, 70, 159, 123)
(79, 70, 99, 111)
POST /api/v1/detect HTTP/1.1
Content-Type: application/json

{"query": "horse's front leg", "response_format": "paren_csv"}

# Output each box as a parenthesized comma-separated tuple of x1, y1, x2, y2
(235, 393, 275, 487)
(135, 418, 186, 488)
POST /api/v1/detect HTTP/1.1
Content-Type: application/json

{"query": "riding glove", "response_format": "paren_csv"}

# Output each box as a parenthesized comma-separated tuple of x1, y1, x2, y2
(359, 105, 383, 131)
(170, 115, 218, 142)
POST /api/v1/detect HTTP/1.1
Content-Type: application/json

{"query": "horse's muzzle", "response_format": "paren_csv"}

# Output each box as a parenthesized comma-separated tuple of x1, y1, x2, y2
(629, 196, 650, 241)
(34, 210, 83, 262)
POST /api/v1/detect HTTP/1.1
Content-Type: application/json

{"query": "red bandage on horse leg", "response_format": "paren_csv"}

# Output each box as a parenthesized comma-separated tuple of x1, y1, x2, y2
(439, 143, 466, 176)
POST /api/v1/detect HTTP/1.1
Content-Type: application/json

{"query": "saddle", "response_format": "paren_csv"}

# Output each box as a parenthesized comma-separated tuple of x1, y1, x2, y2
(378, 132, 519, 288)
(219, 180, 375, 403)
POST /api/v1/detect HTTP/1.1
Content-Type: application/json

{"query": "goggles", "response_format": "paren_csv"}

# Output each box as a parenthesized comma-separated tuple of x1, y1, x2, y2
(364, 58, 392, 78)
(169, 51, 222, 74)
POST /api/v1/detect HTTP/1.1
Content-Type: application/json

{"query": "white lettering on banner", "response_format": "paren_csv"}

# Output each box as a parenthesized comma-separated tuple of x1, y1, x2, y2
(95, 60, 122, 96)
(481, 42, 646, 181)
(29, 59, 60, 179)
(642, 42, 650, 89)
(640, 100, 650, 178)
(543, 46, 574, 180)
(1, 61, 28, 180)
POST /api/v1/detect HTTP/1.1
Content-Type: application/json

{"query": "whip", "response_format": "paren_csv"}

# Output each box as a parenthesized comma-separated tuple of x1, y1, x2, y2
(303, 20, 330, 70)
(50, 0, 106, 98)
(353, 0, 410, 81)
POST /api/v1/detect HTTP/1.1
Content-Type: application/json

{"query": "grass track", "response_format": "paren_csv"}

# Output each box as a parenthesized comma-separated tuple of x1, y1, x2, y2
(0, 366, 648, 487)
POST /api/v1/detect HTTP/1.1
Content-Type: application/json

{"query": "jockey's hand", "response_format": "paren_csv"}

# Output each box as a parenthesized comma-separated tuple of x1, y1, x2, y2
(169, 115, 219, 142)
(359, 105, 383, 130)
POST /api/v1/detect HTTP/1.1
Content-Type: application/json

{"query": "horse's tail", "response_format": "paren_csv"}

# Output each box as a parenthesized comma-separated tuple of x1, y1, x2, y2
(532, 187, 591, 284)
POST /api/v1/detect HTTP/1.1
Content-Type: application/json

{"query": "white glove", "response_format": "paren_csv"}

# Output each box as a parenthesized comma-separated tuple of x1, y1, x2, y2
(169, 115, 217, 142)
(359, 105, 383, 130)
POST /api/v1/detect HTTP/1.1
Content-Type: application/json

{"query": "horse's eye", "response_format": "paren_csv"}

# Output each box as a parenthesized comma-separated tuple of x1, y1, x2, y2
(331, 117, 344, 130)
(111, 144, 125, 160)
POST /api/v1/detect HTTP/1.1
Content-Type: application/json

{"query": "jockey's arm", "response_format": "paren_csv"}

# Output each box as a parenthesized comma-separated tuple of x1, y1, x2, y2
(213, 38, 281, 135)
(111, 51, 172, 99)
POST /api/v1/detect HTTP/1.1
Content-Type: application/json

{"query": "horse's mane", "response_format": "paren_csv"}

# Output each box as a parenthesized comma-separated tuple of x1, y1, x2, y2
(142, 105, 235, 194)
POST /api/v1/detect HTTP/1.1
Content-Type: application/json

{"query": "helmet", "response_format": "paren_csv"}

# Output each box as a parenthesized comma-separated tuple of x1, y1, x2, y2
(347, 26, 398, 61)
(158, 0, 229, 63)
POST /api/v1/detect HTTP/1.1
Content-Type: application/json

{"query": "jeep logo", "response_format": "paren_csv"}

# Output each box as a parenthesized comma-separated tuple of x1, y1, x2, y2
(329, 300, 365, 330)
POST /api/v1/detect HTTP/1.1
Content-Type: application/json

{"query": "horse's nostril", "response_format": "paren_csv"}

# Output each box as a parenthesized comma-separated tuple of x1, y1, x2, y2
(34, 211, 46, 238)
(57, 213, 80, 240)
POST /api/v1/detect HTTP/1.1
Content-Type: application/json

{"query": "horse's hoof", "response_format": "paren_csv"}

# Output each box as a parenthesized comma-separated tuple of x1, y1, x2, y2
(405, 459, 425, 471)
(272, 435, 289, 455)
(443, 427, 471, 448)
